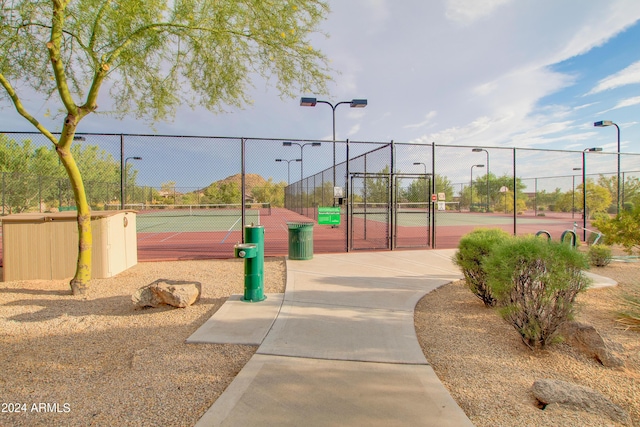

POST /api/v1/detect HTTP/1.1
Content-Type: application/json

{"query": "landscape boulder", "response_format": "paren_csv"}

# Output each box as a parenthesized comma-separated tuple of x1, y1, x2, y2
(133, 280, 202, 308)
(532, 378, 629, 425)
(559, 321, 624, 368)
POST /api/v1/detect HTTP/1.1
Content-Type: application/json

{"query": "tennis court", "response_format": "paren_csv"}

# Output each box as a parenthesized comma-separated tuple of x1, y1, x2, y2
(0, 206, 596, 266)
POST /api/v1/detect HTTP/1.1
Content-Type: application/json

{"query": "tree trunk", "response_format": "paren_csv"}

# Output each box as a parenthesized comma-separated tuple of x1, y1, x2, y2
(57, 145, 92, 295)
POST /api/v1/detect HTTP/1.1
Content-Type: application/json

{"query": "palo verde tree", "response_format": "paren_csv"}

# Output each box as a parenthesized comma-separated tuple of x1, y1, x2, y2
(0, 1, 330, 295)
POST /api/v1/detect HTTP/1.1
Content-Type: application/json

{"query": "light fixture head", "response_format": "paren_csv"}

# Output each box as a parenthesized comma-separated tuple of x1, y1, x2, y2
(300, 97, 317, 107)
(474, 164, 485, 168)
(585, 147, 603, 152)
(275, 159, 283, 162)
(594, 120, 613, 127)
(472, 148, 483, 152)
(283, 141, 292, 147)
(311, 142, 321, 147)
(413, 162, 421, 165)
(133, 156, 142, 160)
(573, 167, 582, 171)
(295, 159, 302, 162)
(350, 99, 367, 108)
(73, 136, 86, 141)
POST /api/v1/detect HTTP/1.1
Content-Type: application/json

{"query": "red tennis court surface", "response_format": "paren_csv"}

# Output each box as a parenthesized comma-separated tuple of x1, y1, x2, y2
(0, 209, 596, 266)
(132, 208, 582, 261)
(136, 208, 347, 261)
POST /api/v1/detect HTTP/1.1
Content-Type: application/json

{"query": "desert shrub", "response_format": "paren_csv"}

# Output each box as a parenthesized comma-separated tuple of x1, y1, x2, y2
(592, 205, 640, 254)
(592, 211, 610, 223)
(588, 244, 612, 267)
(453, 228, 511, 307)
(485, 236, 591, 350)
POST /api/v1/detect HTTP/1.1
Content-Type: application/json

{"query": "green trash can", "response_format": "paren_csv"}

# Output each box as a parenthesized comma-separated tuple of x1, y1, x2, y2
(287, 222, 314, 260)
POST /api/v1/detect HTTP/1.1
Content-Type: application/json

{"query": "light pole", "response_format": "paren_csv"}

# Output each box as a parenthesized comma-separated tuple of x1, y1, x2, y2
(300, 97, 367, 189)
(124, 156, 142, 206)
(282, 141, 321, 181)
(275, 158, 301, 184)
(582, 147, 603, 241)
(470, 164, 484, 211)
(472, 148, 489, 211)
(572, 167, 581, 219)
(594, 120, 621, 214)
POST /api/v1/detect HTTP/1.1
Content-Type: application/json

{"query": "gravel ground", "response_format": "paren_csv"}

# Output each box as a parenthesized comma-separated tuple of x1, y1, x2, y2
(0, 258, 285, 427)
(415, 259, 640, 427)
(1, 253, 638, 426)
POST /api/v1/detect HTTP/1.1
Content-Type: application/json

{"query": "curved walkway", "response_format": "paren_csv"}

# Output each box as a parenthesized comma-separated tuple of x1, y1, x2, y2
(190, 249, 474, 426)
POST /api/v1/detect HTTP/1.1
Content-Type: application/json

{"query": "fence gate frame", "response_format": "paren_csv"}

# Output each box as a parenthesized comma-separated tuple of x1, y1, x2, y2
(348, 172, 392, 251)
(393, 173, 432, 249)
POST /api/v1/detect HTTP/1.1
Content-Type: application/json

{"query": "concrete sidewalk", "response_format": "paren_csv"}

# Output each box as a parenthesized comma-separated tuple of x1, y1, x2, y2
(189, 249, 617, 426)
(190, 249, 474, 426)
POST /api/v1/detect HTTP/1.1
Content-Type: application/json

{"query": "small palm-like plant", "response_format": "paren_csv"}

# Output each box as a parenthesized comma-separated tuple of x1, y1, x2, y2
(617, 296, 640, 331)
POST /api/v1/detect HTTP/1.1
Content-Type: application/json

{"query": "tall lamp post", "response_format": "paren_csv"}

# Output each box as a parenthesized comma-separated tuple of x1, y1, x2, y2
(470, 164, 484, 211)
(300, 97, 368, 191)
(582, 147, 603, 241)
(275, 158, 301, 184)
(472, 148, 489, 211)
(572, 167, 581, 219)
(282, 141, 321, 180)
(594, 120, 621, 213)
(123, 156, 142, 207)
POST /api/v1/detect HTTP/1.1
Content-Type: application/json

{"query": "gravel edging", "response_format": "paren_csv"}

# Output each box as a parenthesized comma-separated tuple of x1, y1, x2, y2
(0, 258, 286, 427)
(2, 256, 638, 426)
(415, 261, 640, 427)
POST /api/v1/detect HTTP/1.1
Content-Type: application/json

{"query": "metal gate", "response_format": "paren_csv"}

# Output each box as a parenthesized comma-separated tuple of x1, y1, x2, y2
(393, 174, 431, 248)
(349, 173, 391, 250)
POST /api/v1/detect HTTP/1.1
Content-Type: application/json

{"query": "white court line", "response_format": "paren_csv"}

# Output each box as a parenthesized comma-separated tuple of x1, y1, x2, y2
(221, 216, 242, 243)
(161, 232, 183, 242)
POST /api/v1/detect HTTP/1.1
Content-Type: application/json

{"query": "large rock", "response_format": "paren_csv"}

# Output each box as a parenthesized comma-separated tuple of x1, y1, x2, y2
(532, 379, 630, 425)
(133, 280, 201, 308)
(559, 321, 624, 368)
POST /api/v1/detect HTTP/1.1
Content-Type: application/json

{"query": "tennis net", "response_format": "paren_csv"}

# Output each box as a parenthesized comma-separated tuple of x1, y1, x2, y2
(105, 203, 271, 217)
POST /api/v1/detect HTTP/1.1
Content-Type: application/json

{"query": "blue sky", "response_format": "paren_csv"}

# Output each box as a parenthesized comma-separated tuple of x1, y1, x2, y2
(2, 0, 640, 187)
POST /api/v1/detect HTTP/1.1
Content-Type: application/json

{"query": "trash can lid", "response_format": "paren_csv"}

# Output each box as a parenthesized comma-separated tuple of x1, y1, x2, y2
(286, 221, 315, 228)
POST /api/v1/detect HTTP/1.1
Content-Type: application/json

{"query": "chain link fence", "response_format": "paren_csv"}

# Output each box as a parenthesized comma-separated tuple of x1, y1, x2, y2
(2, 131, 640, 260)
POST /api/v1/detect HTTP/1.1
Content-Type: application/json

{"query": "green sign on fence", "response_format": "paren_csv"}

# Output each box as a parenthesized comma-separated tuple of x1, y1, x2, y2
(318, 206, 341, 225)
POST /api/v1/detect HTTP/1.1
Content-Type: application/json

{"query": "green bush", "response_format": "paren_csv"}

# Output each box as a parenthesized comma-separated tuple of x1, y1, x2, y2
(485, 236, 591, 350)
(588, 244, 612, 267)
(454, 228, 511, 307)
(592, 205, 640, 254)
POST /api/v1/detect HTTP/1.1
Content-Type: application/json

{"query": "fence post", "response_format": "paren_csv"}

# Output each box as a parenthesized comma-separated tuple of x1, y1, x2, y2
(513, 148, 517, 235)
(345, 139, 350, 252)
(2, 172, 5, 215)
(120, 134, 124, 209)
(390, 140, 394, 250)
(431, 142, 436, 248)
(241, 138, 246, 243)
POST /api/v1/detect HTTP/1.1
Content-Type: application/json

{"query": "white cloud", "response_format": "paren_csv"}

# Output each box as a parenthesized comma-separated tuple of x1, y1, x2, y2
(612, 95, 640, 109)
(596, 95, 640, 114)
(587, 61, 640, 95)
(403, 111, 438, 129)
(445, 0, 512, 25)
